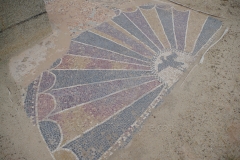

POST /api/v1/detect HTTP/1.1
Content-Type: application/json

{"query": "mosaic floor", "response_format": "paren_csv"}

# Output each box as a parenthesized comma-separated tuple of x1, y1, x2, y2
(24, 2, 223, 160)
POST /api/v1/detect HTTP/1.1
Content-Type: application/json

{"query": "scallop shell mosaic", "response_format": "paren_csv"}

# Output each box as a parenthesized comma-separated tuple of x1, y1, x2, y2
(24, 3, 223, 160)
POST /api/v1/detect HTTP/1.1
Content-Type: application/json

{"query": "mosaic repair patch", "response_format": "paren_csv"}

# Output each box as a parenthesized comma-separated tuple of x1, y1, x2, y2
(24, 2, 223, 160)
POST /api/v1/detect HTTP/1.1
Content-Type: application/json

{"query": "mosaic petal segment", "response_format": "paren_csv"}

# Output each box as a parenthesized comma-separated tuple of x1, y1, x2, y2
(51, 70, 153, 89)
(112, 13, 160, 53)
(68, 42, 150, 66)
(156, 7, 176, 49)
(55, 55, 151, 70)
(50, 80, 161, 145)
(173, 9, 189, 51)
(184, 11, 208, 53)
(125, 9, 164, 50)
(49, 76, 156, 113)
(39, 121, 62, 152)
(39, 71, 55, 93)
(73, 31, 151, 62)
(63, 85, 164, 160)
(81, 80, 161, 119)
(37, 93, 55, 121)
(95, 22, 154, 58)
(140, 7, 171, 49)
(192, 16, 222, 55)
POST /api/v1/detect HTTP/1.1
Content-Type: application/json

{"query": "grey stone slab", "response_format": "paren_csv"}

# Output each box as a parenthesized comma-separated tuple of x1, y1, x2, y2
(0, 0, 46, 31)
(0, 13, 51, 56)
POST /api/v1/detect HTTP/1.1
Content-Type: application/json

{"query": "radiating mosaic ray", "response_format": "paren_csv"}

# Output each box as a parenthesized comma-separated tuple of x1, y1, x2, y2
(192, 17, 222, 55)
(51, 70, 153, 89)
(23, 3, 223, 160)
(140, 7, 171, 49)
(55, 55, 151, 70)
(113, 13, 160, 53)
(184, 11, 207, 53)
(63, 85, 164, 160)
(73, 31, 151, 62)
(49, 76, 156, 113)
(173, 9, 189, 51)
(156, 6, 176, 49)
(124, 9, 164, 50)
(49, 80, 161, 145)
(95, 22, 154, 58)
(68, 41, 150, 66)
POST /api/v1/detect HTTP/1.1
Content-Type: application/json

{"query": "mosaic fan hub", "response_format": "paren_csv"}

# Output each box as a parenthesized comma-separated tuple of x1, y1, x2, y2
(152, 49, 191, 86)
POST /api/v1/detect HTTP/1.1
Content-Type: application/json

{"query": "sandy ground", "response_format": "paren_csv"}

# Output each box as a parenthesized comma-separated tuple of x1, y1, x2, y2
(0, 0, 239, 159)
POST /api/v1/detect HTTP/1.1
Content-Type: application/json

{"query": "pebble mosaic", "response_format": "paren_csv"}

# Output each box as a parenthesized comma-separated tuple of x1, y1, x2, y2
(24, 2, 222, 159)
